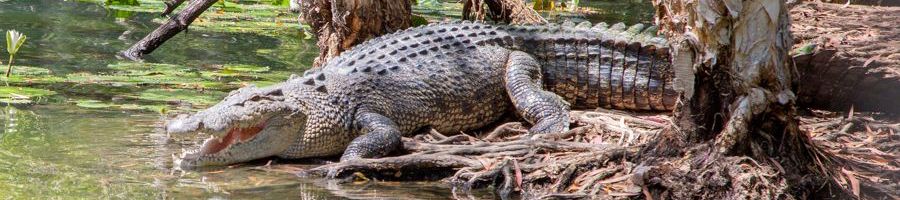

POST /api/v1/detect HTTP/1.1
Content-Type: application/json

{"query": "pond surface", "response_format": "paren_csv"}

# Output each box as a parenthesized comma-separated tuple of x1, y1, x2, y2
(0, 0, 652, 198)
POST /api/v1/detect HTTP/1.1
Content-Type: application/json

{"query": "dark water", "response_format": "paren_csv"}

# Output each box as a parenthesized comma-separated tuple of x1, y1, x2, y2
(0, 0, 652, 198)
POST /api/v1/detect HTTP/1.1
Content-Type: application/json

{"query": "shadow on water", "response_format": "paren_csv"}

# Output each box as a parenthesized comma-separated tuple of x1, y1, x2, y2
(0, 0, 653, 198)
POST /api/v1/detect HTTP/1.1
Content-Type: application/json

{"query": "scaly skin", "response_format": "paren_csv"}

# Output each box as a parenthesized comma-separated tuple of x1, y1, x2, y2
(165, 21, 682, 169)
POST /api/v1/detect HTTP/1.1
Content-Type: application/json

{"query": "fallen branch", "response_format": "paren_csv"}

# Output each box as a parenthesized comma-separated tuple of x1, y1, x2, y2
(120, 0, 219, 60)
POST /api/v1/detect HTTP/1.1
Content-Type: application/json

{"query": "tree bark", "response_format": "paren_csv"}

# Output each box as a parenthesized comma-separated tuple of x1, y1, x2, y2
(463, 0, 547, 25)
(649, 0, 851, 198)
(299, 0, 412, 67)
(120, 0, 219, 60)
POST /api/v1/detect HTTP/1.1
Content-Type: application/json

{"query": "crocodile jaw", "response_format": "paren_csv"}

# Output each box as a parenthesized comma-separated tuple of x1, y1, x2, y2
(173, 114, 305, 169)
(195, 120, 267, 156)
(164, 84, 307, 169)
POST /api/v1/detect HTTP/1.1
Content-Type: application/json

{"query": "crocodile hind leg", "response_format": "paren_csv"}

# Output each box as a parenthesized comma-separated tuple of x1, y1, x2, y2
(340, 112, 402, 161)
(504, 50, 571, 134)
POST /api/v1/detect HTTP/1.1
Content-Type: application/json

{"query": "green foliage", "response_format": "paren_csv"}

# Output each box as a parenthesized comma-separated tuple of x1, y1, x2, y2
(792, 43, 817, 56)
(411, 15, 430, 27)
(270, 0, 292, 7)
(216, 0, 244, 13)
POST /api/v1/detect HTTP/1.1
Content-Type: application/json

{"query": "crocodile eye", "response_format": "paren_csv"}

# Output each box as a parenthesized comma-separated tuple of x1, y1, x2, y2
(266, 89, 283, 96)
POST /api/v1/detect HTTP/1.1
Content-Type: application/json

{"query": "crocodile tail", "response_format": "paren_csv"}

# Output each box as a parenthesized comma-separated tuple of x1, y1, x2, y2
(526, 23, 678, 111)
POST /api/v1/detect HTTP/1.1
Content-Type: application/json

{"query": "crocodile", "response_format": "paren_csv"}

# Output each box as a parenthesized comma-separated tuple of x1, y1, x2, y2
(165, 21, 684, 168)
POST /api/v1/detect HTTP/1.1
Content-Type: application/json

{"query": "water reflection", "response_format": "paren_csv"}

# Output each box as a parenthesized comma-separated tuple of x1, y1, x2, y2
(0, 104, 497, 198)
(0, 0, 313, 75)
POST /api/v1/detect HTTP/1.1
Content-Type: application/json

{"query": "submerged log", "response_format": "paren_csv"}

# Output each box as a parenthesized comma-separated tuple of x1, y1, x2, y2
(120, 0, 219, 60)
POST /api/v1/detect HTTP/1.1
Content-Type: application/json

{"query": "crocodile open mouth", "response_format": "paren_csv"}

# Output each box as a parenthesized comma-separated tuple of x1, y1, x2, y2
(197, 120, 267, 155)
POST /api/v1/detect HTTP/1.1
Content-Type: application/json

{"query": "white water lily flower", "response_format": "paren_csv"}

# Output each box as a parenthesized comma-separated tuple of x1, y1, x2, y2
(7, 30, 27, 56)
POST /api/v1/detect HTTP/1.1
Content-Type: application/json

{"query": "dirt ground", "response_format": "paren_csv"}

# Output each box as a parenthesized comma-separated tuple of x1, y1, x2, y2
(791, 2, 899, 114)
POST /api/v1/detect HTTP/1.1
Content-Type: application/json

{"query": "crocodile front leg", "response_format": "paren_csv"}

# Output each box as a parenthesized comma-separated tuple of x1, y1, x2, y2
(340, 112, 402, 162)
(505, 50, 571, 134)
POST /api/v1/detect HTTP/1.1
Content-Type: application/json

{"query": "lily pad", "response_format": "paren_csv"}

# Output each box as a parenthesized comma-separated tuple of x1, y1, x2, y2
(133, 89, 226, 106)
(0, 86, 57, 105)
(106, 62, 201, 76)
(0, 86, 56, 98)
(72, 99, 168, 113)
(223, 64, 270, 73)
(73, 99, 117, 108)
(7, 66, 51, 76)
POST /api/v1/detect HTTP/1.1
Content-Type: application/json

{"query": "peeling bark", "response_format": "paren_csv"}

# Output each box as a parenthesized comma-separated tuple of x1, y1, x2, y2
(299, 0, 412, 67)
(649, 0, 852, 198)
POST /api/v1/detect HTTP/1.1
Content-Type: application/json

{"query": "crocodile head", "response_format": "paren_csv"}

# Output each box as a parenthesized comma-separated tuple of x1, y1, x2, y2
(165, 84, 307, 169)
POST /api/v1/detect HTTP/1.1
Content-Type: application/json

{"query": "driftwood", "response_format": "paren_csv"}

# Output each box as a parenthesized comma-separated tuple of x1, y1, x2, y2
(120, 0, 219, 60)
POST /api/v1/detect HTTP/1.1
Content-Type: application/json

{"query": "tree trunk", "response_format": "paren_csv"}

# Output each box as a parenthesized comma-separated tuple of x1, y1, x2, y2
(648, 0, 851, 198)
(463, 0, 547, 24)
(299, 0, 412, 67)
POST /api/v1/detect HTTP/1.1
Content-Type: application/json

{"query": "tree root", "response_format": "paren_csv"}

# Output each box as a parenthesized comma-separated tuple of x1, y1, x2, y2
(301, 110, 660, 198)
(293, 110, 898, 199)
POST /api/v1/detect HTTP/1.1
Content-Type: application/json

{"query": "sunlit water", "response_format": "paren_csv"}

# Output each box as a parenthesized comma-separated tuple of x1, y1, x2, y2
(0, 0, 652, 198)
